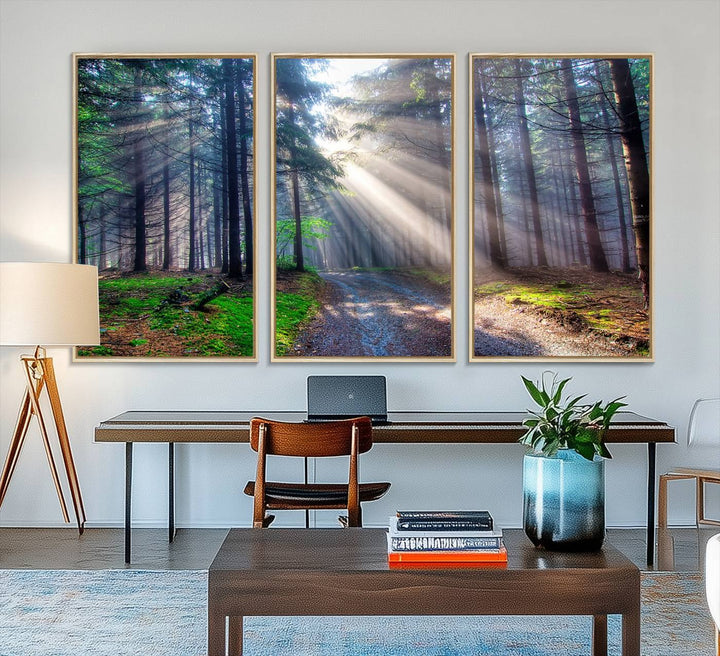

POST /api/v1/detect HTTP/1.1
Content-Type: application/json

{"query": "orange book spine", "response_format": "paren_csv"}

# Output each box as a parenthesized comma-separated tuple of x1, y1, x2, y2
(389, 560, 507, 569)
(388, 545, 507, 563)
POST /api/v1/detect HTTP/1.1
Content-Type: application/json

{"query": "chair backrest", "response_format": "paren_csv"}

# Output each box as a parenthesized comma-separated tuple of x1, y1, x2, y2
(688, 398, 720, 447)
(249, 417, 373, 457)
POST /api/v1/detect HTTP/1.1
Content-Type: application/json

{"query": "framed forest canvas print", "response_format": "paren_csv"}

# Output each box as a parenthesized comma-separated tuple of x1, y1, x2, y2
(74, 54, 256, 360)
(470, 55, 652, 361)
(272, 54, 455, 361)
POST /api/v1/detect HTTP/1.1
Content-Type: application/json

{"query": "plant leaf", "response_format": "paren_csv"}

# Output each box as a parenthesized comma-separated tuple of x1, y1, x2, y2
(522, 376, 547, 407)
(552, 377, 571, 404)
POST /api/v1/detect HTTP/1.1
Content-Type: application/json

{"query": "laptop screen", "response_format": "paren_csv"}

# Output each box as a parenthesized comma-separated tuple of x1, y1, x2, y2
(306, 375, 388, 423)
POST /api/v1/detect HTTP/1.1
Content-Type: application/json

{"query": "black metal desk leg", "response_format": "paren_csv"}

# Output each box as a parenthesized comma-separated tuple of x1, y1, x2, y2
(646, 442, 656, 566)
(125, 442, 133, 564)
(304, 456, 310, 529)
(169, 443, 175, 542)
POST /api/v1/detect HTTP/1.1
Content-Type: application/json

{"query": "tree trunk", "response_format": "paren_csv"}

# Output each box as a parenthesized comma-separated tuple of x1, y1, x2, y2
(236, 62, 254, 277)
(99, 213, 107, 271)
(78, 208, 87, 264)
(609, 58, 650, 306)
(188, 104, 196, 272)
(561, 58, 609, 273)
(213, 116, 223, 269)
(482, 72, 507, 263)
(198, 162, 204, 269)
(514, 59, 547, 267)
(220, 109, 229, 273)
(132, 66, 147, 272)
(223, 58, 243, 278)
(192, 280, 230, 310)
(287, 102, 305, 273)
(595, 61, 632, 273)
(162, 162, 171, 270)
(474, 69, 505, 268)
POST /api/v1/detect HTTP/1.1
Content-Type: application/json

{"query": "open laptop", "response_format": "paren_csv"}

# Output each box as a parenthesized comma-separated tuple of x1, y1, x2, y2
(306, 375, 389, 425)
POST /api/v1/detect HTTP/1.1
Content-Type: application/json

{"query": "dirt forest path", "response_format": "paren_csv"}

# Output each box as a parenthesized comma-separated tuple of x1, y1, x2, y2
(291, 271, 452, 357)
(473, 295, 629, 357)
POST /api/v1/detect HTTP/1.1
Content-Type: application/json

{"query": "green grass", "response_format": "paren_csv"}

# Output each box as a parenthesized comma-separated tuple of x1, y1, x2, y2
(77, 345, 114, 356)
(475, 281, 590, 310)
(404, 268, 451, 287)
(99, 275, 202, 292)
(142, 295, 253, 356)
(91, 273, 253, 357)
(275, 292, 318, 356)
(274, 271, 325, 356)
(474, 280, 631, 338)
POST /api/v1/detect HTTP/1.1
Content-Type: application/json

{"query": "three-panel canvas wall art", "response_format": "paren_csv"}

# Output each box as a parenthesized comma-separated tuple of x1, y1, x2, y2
(74, 53, 652, 362)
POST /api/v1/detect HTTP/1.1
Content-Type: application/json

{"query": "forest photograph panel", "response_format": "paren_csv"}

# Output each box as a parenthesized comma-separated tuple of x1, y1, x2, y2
(273, 55, 454, 360)
(471, 56, 651, 359)
(75, 56, 255, 359)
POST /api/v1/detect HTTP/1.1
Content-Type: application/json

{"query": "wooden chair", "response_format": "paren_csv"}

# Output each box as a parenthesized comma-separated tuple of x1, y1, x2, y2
(658, 399, 720, 529)
(243, 417, 390, 528)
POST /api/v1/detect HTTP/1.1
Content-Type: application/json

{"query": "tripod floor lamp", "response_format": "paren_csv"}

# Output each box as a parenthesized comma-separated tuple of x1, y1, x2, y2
(0, 262, 100, 533)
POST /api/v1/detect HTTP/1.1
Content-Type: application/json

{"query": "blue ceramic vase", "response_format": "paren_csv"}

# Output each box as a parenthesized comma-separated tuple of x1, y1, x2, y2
(522, 448, 606, 551)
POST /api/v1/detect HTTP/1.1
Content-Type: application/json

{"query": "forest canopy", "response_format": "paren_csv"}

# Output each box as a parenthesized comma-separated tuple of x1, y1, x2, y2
(273, 56, 454, 358)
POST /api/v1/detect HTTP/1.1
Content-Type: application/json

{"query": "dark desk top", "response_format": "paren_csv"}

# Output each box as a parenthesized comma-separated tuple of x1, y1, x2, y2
(209, 527, 635, 574)
(95, 410, 675, 444)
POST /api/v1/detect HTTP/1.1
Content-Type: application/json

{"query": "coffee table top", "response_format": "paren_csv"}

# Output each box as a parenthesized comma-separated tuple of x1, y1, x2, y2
(210, 528, 636, 574)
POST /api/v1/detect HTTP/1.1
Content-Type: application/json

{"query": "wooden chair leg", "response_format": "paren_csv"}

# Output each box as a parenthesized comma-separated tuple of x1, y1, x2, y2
(697, 476, 704, 527)
(658, 474, 669, 528)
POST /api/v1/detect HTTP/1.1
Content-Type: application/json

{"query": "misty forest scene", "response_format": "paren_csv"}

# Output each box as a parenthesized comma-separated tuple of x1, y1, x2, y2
(274, 56, 453, 358)
(472, 57, 651, 358)
(76, 57, 255, 358)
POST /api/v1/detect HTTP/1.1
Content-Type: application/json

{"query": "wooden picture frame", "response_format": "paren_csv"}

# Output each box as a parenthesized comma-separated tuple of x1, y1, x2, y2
(469, 54, 653, 361)
(271, 54, 455, 362)
(73, 54, 257, 361)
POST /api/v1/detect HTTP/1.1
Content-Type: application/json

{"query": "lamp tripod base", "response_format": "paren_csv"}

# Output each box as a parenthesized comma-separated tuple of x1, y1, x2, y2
(0, 349, 86, 533)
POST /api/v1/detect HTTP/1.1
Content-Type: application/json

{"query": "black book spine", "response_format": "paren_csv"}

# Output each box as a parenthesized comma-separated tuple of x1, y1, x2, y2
(397, 511, 492, 521)
(396, 520, 493, 531)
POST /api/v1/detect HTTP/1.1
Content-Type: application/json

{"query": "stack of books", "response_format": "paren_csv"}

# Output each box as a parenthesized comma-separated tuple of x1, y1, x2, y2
(387, 510, 507, 567)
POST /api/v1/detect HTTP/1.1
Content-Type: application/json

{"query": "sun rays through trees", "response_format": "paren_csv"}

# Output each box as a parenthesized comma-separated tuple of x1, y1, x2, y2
(273, 56, 454, 359)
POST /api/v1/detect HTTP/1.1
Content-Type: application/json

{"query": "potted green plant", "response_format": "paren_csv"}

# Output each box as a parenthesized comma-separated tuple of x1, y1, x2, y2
(519, 372, 626, 551)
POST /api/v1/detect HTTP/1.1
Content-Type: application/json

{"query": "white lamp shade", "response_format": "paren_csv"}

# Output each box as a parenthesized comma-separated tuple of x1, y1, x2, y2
(0, 262, 100, 346)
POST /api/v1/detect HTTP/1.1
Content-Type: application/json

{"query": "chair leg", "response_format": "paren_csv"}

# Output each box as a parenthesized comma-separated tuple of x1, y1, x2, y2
(697, 477, 704, 527)
(658, 474, 669, 528)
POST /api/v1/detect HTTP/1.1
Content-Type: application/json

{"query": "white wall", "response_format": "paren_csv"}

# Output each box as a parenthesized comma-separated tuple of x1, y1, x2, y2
(0, 0, 718, 530)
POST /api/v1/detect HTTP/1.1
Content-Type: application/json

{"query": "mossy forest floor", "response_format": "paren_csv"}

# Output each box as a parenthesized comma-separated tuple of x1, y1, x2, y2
(473, 267, 650, 357)
(78, 271, 253, 358)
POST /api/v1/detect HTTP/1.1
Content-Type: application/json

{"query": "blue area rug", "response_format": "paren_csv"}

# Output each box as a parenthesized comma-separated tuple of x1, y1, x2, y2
(0, 569, 714, 655)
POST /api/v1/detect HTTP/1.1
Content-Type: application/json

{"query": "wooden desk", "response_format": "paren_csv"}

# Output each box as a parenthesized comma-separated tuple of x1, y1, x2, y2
(207, 528, 641, 656)
(94, 411, 674, 564)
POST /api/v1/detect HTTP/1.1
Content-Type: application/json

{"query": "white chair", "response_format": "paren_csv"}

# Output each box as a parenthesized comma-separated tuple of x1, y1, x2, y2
(707, 533, 720, 656)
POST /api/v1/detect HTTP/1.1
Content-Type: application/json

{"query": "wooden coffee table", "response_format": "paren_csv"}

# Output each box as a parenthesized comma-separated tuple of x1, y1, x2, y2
(208, 528, 640, 656)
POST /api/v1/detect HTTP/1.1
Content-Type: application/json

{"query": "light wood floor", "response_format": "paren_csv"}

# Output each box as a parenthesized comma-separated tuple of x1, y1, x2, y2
(0, 526, 716, 571)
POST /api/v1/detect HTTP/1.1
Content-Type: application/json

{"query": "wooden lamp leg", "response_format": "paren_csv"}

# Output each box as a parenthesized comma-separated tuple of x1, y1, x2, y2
(41, 357, 86, 532)
(0, 391, 34, 506)
(0, 353, 86, 533)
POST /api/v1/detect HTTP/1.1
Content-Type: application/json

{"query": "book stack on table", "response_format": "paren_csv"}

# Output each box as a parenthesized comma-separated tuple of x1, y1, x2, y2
(387, 511, 507, 567)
